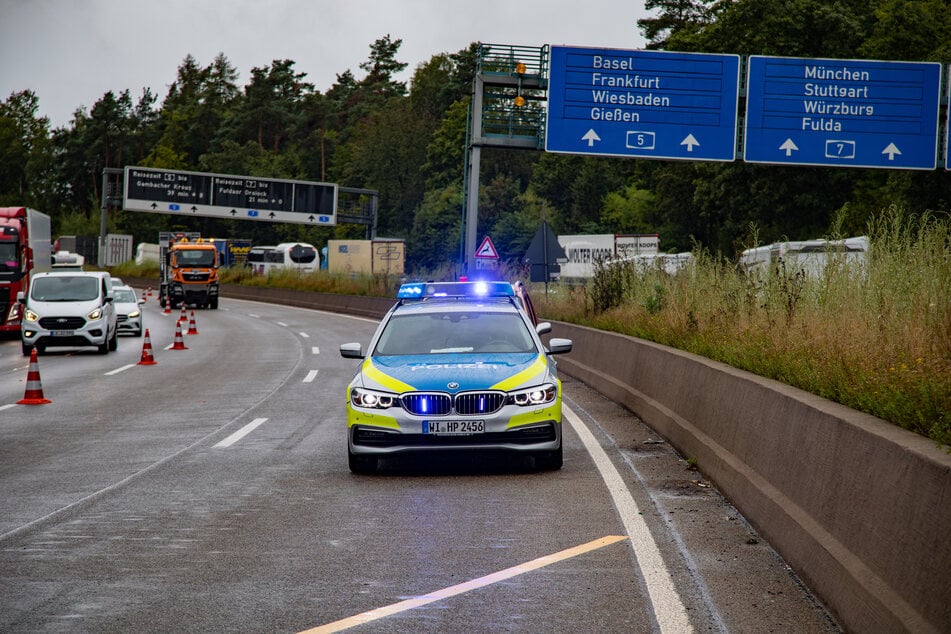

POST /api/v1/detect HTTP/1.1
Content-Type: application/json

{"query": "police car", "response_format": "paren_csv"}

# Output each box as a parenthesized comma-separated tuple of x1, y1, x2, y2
(339, 281, 572, 473)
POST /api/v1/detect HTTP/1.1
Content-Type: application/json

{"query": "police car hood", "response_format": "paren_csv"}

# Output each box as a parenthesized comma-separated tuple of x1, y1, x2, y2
(366, 353, 546, 392)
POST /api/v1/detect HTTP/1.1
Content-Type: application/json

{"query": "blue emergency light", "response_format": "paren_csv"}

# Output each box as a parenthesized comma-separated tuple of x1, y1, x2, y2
(397, 281, 514, 300)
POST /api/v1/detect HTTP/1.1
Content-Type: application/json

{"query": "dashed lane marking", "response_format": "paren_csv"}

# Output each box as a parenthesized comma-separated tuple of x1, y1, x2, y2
(105, 364, 136, 376)
(213, 418, 268, 448)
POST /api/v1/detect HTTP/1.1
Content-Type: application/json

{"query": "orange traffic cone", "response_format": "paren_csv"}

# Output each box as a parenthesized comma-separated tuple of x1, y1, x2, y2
(186, 311, 199, 335)
(17, 348, 51, 405)
(137, 329, 157, 365)
(170, 321, 188, 350)
(163, 289, 172, 315)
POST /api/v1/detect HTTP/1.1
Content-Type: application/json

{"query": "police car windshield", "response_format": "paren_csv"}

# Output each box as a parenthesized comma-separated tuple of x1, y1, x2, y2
(374, 311, 536, 355)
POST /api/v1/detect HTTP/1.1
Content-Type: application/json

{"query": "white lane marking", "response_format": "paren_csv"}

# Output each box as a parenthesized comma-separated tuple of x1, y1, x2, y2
(300, 535, 628, 634)
(105, 364, 137, 376)
(299, 332, 310, 338)
(277, 321, 288, 327)
(303, 370, 319, 383)
(248, 313, 260, 319)
(312, 346, 320, 355)
(213, 418, 267, 448)
(563, 404, 692, 633)
(0, 404, 17, 411)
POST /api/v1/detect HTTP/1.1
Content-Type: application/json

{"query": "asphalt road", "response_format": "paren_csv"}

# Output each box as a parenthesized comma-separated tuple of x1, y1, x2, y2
(0, 294, 840, 633)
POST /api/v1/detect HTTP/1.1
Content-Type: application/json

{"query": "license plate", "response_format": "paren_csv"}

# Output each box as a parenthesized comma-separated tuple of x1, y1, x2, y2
(423, 420, 485, 435)
(51, 330, 74, 337)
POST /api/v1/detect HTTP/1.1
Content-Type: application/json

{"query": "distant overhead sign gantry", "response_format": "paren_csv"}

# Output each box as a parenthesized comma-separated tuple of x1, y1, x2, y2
(123, 166, 338, 225)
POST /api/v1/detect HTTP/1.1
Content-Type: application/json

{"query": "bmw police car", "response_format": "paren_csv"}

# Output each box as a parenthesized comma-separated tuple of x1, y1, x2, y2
(339, 281, 572, 473)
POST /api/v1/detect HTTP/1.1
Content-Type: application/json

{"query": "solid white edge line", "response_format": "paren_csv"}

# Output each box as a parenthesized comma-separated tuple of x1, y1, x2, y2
(563, 403, 693, 633)
(303, 370, 319, 383)
(213, 417, 268, 448)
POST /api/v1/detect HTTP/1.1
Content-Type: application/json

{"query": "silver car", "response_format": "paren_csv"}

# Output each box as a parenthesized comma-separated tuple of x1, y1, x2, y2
(113, 285, 144, 336)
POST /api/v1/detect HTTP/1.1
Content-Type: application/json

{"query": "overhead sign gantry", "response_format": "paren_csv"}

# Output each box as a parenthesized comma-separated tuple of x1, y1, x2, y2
(123, 166, 338, 225)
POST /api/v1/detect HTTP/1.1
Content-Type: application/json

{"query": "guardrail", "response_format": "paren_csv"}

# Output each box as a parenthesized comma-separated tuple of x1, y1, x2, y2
(195, 283, 950, 632)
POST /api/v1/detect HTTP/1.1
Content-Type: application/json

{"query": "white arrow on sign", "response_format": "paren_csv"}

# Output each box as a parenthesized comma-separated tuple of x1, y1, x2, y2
(779, 138, 799, 157)
(882, 142, 902, 161)
(582, 129, 601, 147)
(680, 134, 700, 152)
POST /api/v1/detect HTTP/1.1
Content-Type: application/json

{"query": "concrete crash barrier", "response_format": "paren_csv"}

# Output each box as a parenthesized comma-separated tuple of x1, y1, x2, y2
(208, 284, 948, 632)
(551, 321, 950, 634)
(218, 284, 395, 319)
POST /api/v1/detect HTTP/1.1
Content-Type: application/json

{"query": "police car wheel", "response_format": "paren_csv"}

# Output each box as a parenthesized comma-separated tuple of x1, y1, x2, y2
(348, 450, 377, 474)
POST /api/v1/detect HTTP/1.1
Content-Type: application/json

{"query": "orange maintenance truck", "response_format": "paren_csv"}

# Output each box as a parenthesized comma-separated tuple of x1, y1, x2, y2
(158, 232, 219, 309)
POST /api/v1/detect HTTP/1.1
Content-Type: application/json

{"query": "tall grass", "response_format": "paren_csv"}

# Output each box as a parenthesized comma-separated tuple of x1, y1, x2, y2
(535, 207, 950, 446)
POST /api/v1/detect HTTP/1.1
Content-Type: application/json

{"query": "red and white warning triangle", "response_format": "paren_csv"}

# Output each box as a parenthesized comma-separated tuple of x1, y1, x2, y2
(475, 235, 499, 259)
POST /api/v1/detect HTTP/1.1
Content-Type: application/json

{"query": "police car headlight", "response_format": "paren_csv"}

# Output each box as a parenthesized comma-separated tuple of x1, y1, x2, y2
(128, 310, 141, 318)
(24, 308, 39, 322)
(87, 307, 103, 320)
(509, 383, 557, 406)
(351, 387, 398, 409)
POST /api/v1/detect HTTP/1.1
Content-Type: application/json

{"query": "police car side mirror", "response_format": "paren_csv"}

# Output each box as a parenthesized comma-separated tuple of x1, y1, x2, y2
(547, 338, 572, 355)
(536, 322, 552, 336)
(16, 291, 25, 304)
(340, 342, 364, 359)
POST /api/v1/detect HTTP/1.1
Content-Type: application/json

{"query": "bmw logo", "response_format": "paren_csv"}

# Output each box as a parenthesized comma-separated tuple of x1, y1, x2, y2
(447, 382, 459, 389)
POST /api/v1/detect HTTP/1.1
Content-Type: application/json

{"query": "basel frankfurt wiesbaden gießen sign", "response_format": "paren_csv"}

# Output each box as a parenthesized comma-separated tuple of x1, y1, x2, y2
(546, 45, 740, 162)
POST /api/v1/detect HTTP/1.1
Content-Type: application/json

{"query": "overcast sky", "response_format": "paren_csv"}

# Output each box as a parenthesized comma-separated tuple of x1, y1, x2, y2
(1, 0, 650, 129)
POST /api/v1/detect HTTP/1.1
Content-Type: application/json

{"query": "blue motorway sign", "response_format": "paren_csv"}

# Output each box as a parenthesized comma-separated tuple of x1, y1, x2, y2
(546, 46, 740, 162)
(744, 56, 942, 170)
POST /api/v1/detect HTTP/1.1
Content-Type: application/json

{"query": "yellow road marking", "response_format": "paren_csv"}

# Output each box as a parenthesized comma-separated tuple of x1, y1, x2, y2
(299, 535, 629, 633)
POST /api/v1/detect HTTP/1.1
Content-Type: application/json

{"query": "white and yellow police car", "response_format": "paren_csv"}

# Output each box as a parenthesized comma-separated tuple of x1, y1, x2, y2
(339, 281, 573, 473)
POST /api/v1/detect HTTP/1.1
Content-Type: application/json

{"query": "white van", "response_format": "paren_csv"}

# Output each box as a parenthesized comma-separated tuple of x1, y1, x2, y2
(18, 271, 118, 355)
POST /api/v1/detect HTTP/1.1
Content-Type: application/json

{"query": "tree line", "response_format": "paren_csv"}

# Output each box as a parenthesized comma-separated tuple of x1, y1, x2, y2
(1, 0, 949, 272)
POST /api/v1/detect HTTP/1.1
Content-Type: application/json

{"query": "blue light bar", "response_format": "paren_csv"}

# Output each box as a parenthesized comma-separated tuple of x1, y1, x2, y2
(397, 281, 515, 299)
